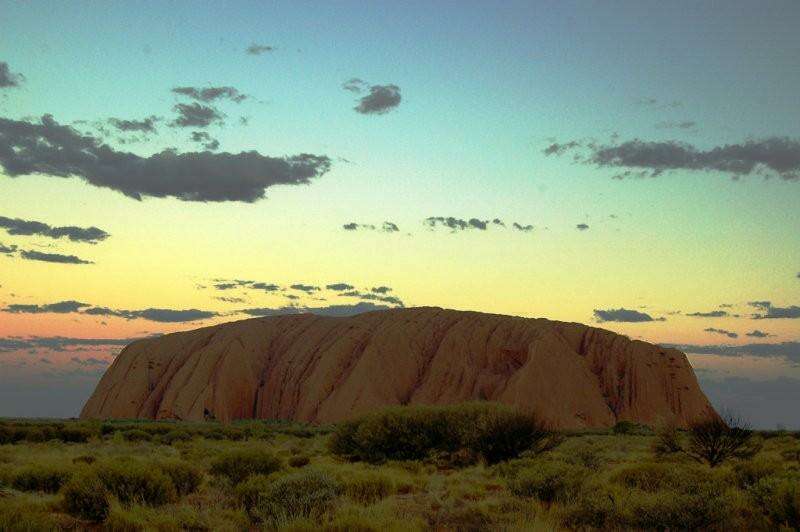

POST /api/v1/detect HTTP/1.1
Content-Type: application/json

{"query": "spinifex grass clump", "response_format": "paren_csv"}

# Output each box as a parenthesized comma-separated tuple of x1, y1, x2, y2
(329, 401, 557, 465)
(210, 448, 282, 484)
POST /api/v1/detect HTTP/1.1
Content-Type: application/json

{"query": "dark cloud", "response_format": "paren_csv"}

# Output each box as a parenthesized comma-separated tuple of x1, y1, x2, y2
(190, 131, 220, 151)
(576, 223, 589, 231)
(544, 137, 800, 181)
(666, 341, 800, 364)
(342, 78, 368, 93)
(687, 310, 729, 318)
(424, 217, 494, 232)
(84, 307, 218, 323)
(593, 308, 660, 323)
(246, 44, 275, 55)
(342, 221, 399, 233)
(20, 250, 93, 264)
(354, 84, 402, 115)
(215, 296, 246, 304)
(512, 223, 533, 232)
(3, 301, 90, 314)
(371, 286, 392, 294)
(0, 62, 23, 88)
(70, 356, 109, 367)
(655, 120, 697, 130)
(0, 215, 109, 243)
(241, 301, 390, 318)
(543, 141, 579, 156)
(171, 103, 224, 128)
(326, 283, 355, 291)
(746, 330, 773, 338)
(290, 284, 320, 294)
(172, 86, 247, 103)
(0, 335, 134, 353)
(704, 327, 738, 339)
(251, 282, 281, 292)
(2, 298, 217, 323)
(0, 242, 17, 254)
(0, 115, 331, 202)
(749, 301, 800, 319)
(339, 290, 403, 307)
(108, 116, 159, 133)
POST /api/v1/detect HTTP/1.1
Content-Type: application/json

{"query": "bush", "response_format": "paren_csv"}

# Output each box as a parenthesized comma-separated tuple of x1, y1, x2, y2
(341, 470, 394, 504)
(159, 461, 202, 496)
(121, 429, 152, 442)
(11, 465, 72, 493)
(162, 430, 192, 445)
(61, 474, 110, 522)
(612, 420, 640, 435)
(252, 469, 341, 524)
(210, 449, 281, 485)
(96, 462, 176, 506)
(686, 414, 761, 467)
(329, 402, 553, 465)
(733, 457, 782, 489)
(610, 462, 706, 493)
(508, 462, 585, 502)
(236, 474, 274, 518)
(749, 473, 800, 528)
(289, 455, 310, 468)
(57, 426, 93, 443)
(72, 455, 96, 465)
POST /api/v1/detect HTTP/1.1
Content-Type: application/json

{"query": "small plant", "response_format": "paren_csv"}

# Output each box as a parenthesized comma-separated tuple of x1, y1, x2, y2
(95, 462, 176, 505)
(121, 429, 152, 442)
(162, 430, 192, 445)
(159, 460, 203, 496)
(11, 465, 72, 493)
(210, 449, 281, 485)
(251, 468, 341, 524)
(341, 470, 394, 504)
(289, 455, 310, 468)
(508, 461, 585, 502)
(61, 474, 110, 522)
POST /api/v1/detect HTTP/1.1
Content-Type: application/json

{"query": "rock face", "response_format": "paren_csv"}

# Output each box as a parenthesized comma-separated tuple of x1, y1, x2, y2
(81, 307, 717, 429)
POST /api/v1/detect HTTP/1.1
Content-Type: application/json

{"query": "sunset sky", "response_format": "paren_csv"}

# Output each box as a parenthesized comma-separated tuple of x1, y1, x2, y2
(1, 1, 799, 427)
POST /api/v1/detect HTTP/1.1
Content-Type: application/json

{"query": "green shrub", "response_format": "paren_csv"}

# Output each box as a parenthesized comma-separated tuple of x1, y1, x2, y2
(57, 426, 93, 443)
(610, 462, 706, 493)
(733, 457, 782, 489)
(329, 402, 553, 465)
(341, 470, 394, 504)
(612, 420, 639, 435)
(210, 448, 281, 485)
(61, 474, 110, 522)
(72, 455, 96, 465)
(162, 430, 192, 445)
(749, 473, 800, 528)
(96, 462, 176, 506)
(0, 493, 61, 530)
(620, 483, 740, 530)
(11, 465, 72, 493)
(508, 462, 585, 502)
(252, 469, 341, 524)
(158, 460, 202, 496)
(236, 474, 274, 518)
(121, 429, 152, 442)
(289, 455, 310, 468)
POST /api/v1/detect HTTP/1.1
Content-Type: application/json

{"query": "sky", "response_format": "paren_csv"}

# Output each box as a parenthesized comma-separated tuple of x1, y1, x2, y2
(1, 0, 799, 427)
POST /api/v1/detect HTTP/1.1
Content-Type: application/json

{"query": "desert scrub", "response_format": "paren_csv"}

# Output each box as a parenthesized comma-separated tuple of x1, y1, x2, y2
(508, 461, 585, 502)
(251, 468, 342, 524)
(95, 461, 176, 506)
(161, 429, 193, 445)
(340, 469, 395, 504)
(10, 464, 72, 493)
(748, 472, 800, 528)
(0, 492, 61, 531)
(289, 455, 311, 468)
(609, 461, 708, 493)
(210, 448, 281, 485)
(61, 474, 110, 522)
(329, 402, 554, 465)
(158, 460, 203, 496)
(121, 429, 152, 442)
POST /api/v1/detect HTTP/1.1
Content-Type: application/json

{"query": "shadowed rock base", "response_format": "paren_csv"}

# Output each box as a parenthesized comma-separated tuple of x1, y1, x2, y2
(81, 307, 718, 429)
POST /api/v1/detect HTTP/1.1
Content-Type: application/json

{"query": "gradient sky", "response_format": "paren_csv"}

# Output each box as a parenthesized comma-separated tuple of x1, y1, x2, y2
(1, 1, 799, 426)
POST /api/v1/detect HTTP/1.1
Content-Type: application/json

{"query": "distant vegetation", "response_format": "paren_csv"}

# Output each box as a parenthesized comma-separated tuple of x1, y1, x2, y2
(1, 403, 798, 530)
